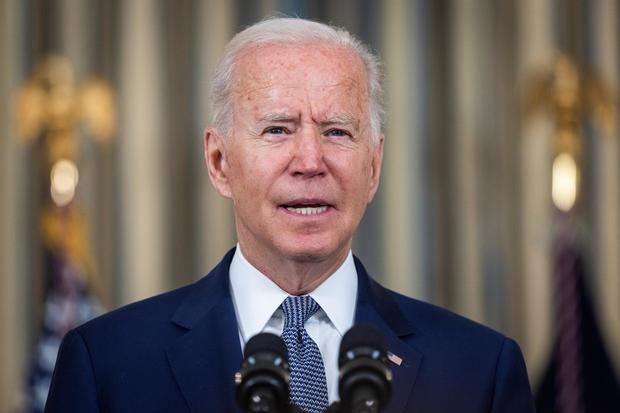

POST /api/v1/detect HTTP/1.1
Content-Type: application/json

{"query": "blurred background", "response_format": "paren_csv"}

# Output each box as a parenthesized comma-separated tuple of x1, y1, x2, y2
(1, 0, 619, 412)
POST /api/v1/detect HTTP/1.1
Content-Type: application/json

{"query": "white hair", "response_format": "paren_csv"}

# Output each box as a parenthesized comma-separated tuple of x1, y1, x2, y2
(210, 17, 384, 143)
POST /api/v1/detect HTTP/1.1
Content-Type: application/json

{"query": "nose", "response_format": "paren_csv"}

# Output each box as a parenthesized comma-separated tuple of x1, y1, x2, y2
(289, 127, 326, 178)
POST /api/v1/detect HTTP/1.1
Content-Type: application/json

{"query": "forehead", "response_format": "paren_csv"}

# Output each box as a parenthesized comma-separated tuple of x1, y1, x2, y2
(231, 42, 369, 112)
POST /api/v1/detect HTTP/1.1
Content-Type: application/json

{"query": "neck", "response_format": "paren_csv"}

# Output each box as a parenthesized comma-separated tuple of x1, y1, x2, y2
(237, 244, 350, 296)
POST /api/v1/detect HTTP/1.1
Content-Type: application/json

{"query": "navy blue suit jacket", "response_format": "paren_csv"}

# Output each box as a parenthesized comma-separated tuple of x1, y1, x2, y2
(46, 248, 535, 412)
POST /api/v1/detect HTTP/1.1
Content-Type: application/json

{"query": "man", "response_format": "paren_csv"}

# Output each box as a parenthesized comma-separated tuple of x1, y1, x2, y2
(46, 17, 535, 413)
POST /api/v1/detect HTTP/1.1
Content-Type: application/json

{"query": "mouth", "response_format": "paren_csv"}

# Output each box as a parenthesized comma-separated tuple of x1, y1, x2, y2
(280, 199, 333, 216)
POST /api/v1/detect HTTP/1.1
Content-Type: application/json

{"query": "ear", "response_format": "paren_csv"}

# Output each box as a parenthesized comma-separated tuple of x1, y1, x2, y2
(204, 128, 232, 199)
(367, 134, 384, 203)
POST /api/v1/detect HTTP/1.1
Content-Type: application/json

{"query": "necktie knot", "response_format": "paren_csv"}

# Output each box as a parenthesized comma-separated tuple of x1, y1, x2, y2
(281, 295, 320, 328)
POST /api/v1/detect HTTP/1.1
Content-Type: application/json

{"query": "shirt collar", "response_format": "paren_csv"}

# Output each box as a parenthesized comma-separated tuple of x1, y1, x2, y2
(229, 245, 358, 342)
(308, 251, 357, 336)
(229, 245, 288, 344)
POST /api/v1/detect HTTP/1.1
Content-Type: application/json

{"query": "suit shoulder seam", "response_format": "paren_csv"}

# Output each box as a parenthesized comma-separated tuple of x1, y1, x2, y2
(489, 336, 510, 412)
(74, 328, 103, 412)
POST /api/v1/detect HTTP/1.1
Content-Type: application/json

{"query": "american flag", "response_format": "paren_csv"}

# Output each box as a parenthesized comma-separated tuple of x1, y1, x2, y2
(25, 249, 102, 413)
(535, 214, 620, 413)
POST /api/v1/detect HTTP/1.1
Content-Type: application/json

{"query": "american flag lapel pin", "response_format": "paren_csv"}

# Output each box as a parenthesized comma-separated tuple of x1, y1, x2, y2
(387, 351, 402, 366)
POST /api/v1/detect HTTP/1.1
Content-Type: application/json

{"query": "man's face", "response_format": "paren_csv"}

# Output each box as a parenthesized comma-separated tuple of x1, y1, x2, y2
(207, 42, 383, 267)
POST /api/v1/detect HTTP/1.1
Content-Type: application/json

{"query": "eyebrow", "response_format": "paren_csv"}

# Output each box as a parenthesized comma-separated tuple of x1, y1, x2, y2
(258, 112, 299, 123)
(257, 112, 359, 128)
(319, 114, 358, 128)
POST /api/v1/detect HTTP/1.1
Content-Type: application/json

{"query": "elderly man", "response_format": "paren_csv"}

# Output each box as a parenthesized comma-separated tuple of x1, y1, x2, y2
(46, 18, 535, 413)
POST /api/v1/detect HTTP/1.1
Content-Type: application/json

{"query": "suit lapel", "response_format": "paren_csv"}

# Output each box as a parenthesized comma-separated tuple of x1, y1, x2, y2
(165, 250, 422, 413)
(166, 249, 243, 413)
(354, 257, 423, 413)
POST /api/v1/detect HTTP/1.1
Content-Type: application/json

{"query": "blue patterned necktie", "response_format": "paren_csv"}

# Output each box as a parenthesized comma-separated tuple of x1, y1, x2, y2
(280, 295, 329, 413)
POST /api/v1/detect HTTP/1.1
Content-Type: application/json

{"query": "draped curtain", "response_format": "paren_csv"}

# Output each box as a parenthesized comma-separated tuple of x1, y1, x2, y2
(1, 0, 619, 410)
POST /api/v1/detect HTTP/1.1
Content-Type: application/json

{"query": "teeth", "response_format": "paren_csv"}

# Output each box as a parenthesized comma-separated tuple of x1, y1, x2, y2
(285, 206, 328, 215)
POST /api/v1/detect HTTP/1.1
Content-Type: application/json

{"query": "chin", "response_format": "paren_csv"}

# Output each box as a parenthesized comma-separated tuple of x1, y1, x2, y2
(277, 237, 346, 263)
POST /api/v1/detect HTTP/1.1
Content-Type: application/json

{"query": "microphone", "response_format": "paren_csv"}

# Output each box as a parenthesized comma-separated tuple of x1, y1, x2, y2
(235, 333, 291, 413)
(338, 325, 392, 413)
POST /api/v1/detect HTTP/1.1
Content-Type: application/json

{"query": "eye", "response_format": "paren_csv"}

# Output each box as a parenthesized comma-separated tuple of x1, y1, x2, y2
(264, 126, 287, 135)
(325, 128, 350, 137)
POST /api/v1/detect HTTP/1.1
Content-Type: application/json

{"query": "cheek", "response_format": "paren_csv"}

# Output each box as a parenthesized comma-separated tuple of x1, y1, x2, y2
(226, 151, 257, 194)
(227, 150, 280, 198)
(331, 156, 372, 200)
(354, 154, 376, 202)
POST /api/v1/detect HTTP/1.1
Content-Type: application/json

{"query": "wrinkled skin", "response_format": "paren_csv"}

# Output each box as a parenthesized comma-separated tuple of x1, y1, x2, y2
(204, 42, 384, 294)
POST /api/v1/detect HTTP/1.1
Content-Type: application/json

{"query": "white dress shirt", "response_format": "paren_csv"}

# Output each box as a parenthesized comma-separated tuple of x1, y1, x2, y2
(229, 245, 358, 404)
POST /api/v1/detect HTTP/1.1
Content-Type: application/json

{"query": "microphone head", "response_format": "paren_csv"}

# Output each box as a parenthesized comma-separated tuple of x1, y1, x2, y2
(244, 331, 289, 360)
(339, 324, 387, 368)
(338, 325, 392, 411)
(236, 333, 290, 413)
